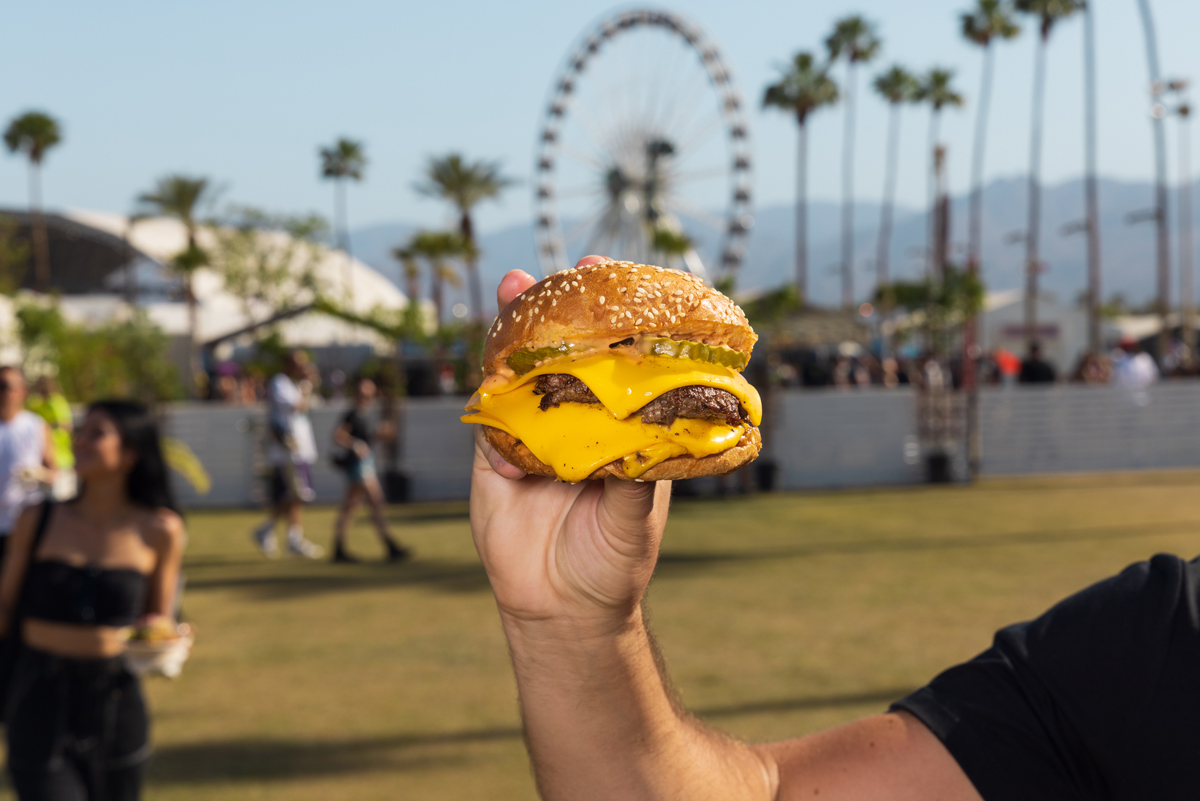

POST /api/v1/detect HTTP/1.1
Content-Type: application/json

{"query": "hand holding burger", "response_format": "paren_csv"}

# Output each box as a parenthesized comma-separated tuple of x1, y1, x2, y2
(468, 257, 759, 629)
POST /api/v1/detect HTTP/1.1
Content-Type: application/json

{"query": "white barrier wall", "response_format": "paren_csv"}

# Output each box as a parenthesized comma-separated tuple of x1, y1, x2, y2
(160, 382, 1200, 507)
(978, 383, 1200, 474)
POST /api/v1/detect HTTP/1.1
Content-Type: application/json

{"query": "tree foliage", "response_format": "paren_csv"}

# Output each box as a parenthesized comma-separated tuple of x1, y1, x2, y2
(762, 52, 840, 124)
(3, 111, 61, 165)
(15, 299, 181, 404)
(320, 138, 367, 182)
(876, 266, 984, 354)
(0, 215, 30, 294)
(207, 207, 329, 322)
(414, 153, 514, 217)
(962, 0, 1021, 47)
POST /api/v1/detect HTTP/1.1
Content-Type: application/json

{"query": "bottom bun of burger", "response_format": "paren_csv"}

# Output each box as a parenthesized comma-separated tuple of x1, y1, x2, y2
(483, 425, 761, 482)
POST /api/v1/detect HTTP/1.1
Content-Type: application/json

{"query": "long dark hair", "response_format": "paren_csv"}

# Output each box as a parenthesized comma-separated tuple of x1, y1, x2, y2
(86, 400, 180, 514)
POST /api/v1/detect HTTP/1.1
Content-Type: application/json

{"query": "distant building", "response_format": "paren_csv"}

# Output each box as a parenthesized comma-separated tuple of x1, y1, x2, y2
(0, 208, 421, 389)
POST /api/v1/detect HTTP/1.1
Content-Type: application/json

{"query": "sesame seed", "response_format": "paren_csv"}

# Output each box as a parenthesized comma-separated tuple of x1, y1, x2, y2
(515, 315, 521, 322)
(599, 296, 605, 304)
(609, 274, 617, 279)
(674, 290, 683, 296)
(611, 316, 617, 323)
(625, 311, 632, 319)
(512, 311, 517, 319)
(554, 290, 561, 296)
(619, 288, 627, 293)
(497, 322, 502, 330)
(636, 318, 642, 324)
(654, 291, 661, 297)
(541, 315, 545, 322)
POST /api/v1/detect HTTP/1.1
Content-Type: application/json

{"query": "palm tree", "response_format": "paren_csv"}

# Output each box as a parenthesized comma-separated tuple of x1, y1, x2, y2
(916, 69, 965, 276)
(763, 52, 840, 301)
(826, 15, 881, 309)
(872, 65, 920, 287)
(391, 245, 422, 326)
(406, 230, 472, 327)
(137, 175, 212, 397)
(4, 111, 62, 292)
(319, 138, 367, 304)
(414, 154, 514, 322)
(1015, 0, 1083, 347)
(962, 0, 1021, 277)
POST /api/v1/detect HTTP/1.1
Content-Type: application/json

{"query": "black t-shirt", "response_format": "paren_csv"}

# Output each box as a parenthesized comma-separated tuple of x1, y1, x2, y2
(342, 409, 373, 445)
(893, 553, 1200, 800)
(1018, 358, 1057, 384)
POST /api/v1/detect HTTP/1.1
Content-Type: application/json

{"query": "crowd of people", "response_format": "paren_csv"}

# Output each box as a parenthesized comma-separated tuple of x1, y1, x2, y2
(764, 336, 1178, 393)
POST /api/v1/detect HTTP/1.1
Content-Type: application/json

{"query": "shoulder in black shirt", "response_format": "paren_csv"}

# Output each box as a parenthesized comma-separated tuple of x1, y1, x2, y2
(893, 553, 1200, 800)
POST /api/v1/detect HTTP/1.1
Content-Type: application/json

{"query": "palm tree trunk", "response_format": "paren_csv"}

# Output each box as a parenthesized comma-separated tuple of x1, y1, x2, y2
(336, 180, 354, 307)
(460, 212, 483, 322)
(29, 163, 51, 292)
(185, 230, 201, 398)
(1024, 31, 1049, 351)
(1083, 3, 1103, 355)
(1136, 0, 1170, 360)
(840, 63, 858, 309)
(431, 263, 444, 328)
(969, 44, 996, 272)
(926, 111, 942, 279)
(795, 115, 809, 301)
(877, 102, 903, 288)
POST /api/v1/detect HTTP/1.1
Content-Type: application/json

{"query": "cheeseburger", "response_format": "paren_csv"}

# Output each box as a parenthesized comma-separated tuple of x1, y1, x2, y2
(462, 261, 762, 482)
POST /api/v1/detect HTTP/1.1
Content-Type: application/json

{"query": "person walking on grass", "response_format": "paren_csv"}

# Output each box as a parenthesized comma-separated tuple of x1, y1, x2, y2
(329, 377, 412, 563)
(0, 400, 185, 801)
(251, 350, 323, 559)
(0, 366, 55, 570)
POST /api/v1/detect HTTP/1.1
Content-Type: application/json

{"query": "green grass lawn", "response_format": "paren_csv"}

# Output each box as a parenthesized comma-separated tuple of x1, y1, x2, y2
(5, 471, 1200, 800)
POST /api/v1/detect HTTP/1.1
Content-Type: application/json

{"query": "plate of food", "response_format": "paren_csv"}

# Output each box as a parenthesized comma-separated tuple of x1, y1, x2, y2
(123, 615, 194, 678)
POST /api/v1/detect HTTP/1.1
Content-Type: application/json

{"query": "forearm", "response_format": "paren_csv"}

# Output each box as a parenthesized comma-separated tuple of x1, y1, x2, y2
(502, 606, 777, 801)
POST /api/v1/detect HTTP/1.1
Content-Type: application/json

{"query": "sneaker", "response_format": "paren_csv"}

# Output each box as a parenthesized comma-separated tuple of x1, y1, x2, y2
(385, 543, 413, 563)
(252, 523, 278, 558)
(332, 547, 360, 564)
(287, 536, 325, 559)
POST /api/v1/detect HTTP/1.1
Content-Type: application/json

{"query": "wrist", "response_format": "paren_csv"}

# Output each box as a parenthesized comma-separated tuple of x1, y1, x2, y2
(499, 603, 646, 658)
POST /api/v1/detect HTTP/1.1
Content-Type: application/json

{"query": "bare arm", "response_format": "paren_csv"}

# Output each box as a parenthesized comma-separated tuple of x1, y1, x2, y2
(470, 262, 983, 801)
(0, 505, 42, 638)
(41, 419, 56, 479)
(144, 509, 186, 618)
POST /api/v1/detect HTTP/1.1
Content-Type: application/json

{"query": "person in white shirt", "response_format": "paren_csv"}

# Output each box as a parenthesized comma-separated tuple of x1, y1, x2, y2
(1112, 337, 1160, 389)
(251, 351, 323, 559)
(0, 366, 55, 568)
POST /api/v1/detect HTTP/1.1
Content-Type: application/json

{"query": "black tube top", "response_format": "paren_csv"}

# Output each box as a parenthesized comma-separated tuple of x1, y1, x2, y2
(23, 560, 148, 627)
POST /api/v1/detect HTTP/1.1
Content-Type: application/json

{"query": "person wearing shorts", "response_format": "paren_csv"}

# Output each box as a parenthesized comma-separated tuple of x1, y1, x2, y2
(329, 377, 410, 563)
(251, 351, 322, 559)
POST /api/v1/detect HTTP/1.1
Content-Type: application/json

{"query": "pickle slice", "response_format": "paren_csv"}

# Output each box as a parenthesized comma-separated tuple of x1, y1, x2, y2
(644, 337, 747, 370)
(506, 344, 580, 374)
(506, 337, 747, 374)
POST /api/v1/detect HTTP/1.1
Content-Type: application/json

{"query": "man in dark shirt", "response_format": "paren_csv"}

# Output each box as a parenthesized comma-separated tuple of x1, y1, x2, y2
(1018, 342, 1057, 384)
(468, 260, 1200, 801)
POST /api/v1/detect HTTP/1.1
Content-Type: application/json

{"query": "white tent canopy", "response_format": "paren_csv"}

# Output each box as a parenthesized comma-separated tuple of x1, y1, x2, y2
(64, 209, 413, 351)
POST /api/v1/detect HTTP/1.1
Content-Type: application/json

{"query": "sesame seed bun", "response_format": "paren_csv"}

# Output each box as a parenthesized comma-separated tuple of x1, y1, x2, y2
(483, 425, 761, 482)
(484, 261, 756, 374)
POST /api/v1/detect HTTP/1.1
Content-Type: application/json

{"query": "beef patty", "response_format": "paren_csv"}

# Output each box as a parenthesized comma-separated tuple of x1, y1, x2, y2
(533, 374, 747, 427)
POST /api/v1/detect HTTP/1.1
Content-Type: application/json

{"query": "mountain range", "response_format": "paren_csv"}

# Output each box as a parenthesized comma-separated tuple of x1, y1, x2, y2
(349, 175, 1198, 316)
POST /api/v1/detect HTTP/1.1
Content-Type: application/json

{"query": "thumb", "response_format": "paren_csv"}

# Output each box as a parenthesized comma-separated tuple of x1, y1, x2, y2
(596, 477, 672, 546)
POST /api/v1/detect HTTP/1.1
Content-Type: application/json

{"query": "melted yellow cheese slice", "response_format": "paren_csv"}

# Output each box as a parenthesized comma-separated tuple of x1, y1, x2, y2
(463, 382, 744, 482)
(479, 352, 762, 426)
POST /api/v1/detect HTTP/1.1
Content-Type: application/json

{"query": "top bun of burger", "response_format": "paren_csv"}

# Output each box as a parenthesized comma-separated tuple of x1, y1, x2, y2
(483, 260, 756, 375)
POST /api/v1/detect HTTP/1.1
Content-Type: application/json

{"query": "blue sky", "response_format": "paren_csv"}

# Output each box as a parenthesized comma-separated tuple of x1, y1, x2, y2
(2, 0, 1196, 237)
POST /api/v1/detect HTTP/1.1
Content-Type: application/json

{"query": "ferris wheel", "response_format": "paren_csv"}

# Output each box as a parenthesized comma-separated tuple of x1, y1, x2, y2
(533, 9, 754, 282)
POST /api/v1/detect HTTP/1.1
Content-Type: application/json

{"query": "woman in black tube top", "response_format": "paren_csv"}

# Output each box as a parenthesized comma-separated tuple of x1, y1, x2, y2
(0, 400, 185, 801)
